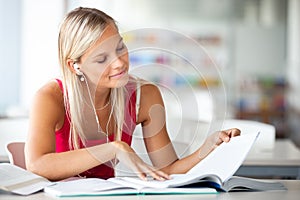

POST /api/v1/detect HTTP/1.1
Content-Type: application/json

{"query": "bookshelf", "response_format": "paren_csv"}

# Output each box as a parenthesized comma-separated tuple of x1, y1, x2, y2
(235, 77, 287, 138)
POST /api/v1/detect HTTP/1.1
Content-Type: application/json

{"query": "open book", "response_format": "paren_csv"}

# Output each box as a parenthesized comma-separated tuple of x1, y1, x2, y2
(106, 132, 286, 192)
(43, 132, 285, 197)
(0, 132, 286, 197)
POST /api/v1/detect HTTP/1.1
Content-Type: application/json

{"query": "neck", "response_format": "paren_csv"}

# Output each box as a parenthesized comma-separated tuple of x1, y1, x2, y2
(94, 88, 111, 109)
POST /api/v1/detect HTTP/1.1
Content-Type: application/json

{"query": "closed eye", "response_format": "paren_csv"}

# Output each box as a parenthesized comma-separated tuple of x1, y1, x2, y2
(96, 56, 107, 63)
(116, 42, 126, 52)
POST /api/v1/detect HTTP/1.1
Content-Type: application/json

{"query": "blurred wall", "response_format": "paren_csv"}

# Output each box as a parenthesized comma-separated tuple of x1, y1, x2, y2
(0, 0, 299, 147)
(0, 0, 21, 116)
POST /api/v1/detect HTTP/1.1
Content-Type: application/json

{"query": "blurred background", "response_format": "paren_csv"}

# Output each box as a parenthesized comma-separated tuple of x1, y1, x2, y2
(0, 0, 299, 151)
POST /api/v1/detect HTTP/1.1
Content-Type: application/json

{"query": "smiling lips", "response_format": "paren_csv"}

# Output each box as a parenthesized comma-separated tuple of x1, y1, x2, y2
(109, 70, 126, 79)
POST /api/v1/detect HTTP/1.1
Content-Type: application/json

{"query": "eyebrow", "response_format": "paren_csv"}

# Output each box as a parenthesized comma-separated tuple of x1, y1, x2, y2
(92, 37, 123, 60)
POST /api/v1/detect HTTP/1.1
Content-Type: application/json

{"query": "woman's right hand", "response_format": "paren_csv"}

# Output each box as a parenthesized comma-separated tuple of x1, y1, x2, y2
(112, 141, 170, 181)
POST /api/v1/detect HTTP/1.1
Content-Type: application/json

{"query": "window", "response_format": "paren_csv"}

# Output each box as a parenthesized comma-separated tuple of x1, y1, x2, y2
(0, 0, 64, 117)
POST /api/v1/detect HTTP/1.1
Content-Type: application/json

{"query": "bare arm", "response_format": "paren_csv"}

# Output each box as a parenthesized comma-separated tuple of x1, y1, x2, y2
(137, 84, 240, 174)
(24, 81, 118, 180)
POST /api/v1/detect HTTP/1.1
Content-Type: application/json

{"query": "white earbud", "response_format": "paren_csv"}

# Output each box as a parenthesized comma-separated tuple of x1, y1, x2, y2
(73, 63, 84, 81)
(73, 63, 83, 76)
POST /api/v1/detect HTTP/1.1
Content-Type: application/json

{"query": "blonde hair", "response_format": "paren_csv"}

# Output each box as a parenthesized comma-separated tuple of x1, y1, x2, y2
(58, 7, 126, 149)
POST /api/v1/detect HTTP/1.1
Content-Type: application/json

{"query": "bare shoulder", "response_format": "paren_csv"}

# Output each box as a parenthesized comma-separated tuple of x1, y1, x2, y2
(140, 82, 163, 102)
(34, 80, 63, 104)
(31, 80, 64, 117)
(137, 82, 165, 125)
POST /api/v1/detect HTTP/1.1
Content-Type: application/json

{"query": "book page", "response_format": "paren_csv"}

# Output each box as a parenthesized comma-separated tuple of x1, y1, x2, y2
(115, 174, 207, 189)
(0, 163, 52, 195)
(187, 132, 259, 182)
(44, 178, 217, 197)
(108, 177, 148, 190)
(223, 176, 286, 192)
(140, 187, 217, 195)
(44, 178, 137, 197)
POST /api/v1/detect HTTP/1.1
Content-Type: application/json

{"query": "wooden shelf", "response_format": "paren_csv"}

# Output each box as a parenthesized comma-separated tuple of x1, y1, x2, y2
(236, 110, 285, 124)
(235, 109, 287, 138)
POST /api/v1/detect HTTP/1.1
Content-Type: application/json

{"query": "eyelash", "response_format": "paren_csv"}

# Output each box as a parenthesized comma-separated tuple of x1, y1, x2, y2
(96, 43, 126, 64)
(97, 57, 107, 64)
(117, 43, 125, 52)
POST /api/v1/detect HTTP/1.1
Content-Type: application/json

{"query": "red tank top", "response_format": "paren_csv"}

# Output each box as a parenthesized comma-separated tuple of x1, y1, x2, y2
(55, 79, 137, 179)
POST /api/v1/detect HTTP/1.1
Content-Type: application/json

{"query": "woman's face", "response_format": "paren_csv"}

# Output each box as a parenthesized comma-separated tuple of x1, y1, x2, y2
(79, 24, 129, 89)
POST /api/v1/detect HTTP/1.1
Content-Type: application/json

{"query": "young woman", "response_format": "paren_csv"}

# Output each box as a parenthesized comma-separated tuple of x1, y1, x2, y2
(25, 7, 240, 181)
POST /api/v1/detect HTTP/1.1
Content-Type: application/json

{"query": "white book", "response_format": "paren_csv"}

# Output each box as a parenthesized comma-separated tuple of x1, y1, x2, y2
(43, 178, 216, 197)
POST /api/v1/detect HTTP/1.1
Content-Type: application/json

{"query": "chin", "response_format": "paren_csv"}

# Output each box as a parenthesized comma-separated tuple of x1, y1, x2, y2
(111, 74, 129, 88)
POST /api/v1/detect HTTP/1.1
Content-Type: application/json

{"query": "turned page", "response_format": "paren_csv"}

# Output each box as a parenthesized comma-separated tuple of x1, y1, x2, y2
(187, 132, 260, 182)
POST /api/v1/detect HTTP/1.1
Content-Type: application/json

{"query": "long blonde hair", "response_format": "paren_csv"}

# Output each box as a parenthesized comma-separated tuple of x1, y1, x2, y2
(58, 7, 126, 149)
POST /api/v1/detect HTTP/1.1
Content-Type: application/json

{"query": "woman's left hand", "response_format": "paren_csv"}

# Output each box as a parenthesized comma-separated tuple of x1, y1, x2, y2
(198, 128, 241, 160)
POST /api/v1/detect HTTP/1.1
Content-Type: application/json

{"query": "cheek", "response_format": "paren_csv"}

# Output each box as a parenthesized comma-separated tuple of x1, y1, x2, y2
(84, 68, 107, 83)
(122, 53, 129, 65)
(100, 66, 111, 79)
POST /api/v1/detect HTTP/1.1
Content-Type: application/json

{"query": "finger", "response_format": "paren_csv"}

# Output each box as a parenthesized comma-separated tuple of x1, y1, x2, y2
(156, 170, 171, 180)
(218, 131, 230, 143)
(138, 165, 163, 181)
(147, 169, 168, 181)
(226, 128, 241, 138)
(135, 163, 157, 181)
(139, 165, 170, 181)
(150, 169, 171, 181)
(137, 171, 148, 181)
(231, 128, 241, 137)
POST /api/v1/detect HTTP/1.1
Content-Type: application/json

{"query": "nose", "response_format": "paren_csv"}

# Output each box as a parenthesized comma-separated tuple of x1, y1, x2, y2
(110, 55, 124, 69)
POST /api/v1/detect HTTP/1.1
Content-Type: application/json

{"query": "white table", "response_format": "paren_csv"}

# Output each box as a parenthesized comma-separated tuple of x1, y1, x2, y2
(235, 139, 300, 179)
(0, 180, 299, 200)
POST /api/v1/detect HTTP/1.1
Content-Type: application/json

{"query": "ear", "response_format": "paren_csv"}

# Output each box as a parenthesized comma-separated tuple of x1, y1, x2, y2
(66, 59, 76, 74)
